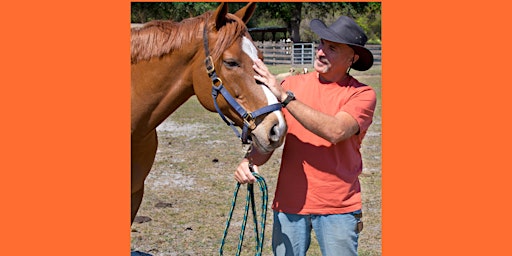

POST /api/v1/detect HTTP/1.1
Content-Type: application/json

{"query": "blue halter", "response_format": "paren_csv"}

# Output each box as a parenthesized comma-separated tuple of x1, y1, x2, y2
(203, 20, 282, 145)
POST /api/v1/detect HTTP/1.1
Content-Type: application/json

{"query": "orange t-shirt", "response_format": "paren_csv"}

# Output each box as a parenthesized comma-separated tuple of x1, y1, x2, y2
(272, 71, 376, 215)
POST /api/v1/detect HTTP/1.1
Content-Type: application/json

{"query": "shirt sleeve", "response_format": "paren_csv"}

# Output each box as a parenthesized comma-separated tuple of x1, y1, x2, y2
(340, 86, 377, 134)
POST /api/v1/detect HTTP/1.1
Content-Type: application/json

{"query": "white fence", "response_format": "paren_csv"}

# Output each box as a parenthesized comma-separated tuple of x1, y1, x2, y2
(292, 43, 315, 65)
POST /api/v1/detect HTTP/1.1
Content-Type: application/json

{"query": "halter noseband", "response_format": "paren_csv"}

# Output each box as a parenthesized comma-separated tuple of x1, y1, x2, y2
(203, 19, 282, 145)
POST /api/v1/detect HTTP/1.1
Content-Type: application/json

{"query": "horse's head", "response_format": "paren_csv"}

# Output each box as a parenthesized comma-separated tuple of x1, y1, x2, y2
(192, 3, 287, 154)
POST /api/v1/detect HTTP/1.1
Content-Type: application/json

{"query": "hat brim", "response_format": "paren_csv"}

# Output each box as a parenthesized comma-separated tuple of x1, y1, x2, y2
(310, 19, 373, 71)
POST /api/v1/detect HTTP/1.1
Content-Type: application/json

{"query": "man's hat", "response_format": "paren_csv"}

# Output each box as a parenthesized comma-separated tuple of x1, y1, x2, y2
(310, 16, 374, 71)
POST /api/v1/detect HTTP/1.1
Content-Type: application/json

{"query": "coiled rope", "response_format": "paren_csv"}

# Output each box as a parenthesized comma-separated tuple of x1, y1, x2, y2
(219, 166, 268, 256)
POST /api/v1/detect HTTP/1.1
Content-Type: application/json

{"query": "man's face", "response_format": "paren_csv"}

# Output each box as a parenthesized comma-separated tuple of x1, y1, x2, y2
(314, 39, 356, 74)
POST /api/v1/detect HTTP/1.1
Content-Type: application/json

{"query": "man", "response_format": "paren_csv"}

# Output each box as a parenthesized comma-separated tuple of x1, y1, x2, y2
(235, 16, 376, 256)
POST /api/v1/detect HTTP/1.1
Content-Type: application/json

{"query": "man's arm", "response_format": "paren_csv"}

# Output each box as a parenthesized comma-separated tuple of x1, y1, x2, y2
(285, 100, 359, 144)
(253, 59, 359, 144)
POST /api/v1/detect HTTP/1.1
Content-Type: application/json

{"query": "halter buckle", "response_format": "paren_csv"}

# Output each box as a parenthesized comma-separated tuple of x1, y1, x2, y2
(243, 113, 256, 130)
(205, 56, 215, 76)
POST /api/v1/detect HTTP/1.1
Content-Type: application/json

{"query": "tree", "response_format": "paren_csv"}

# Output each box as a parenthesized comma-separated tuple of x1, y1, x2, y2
(289, 3, 302, 42)
(130, 2, 381, 44)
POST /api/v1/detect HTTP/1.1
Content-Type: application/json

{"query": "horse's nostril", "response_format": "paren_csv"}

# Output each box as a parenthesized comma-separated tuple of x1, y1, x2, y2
(269, 124, 280, 142)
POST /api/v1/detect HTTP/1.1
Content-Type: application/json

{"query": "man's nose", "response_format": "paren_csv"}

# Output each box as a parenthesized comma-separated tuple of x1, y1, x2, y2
(316, 45, 324, 54)
(316, 47, 325, 57)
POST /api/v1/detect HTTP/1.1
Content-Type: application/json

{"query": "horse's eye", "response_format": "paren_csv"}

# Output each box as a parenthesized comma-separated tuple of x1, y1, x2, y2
(223, 60, 240, 68)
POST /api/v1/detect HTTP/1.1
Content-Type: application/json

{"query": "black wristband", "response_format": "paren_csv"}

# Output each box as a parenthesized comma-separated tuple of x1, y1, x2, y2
(281, 91, 296, 108)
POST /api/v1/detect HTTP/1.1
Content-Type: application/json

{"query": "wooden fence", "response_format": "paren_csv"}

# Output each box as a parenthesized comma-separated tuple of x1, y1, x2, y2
(128, 27, 382, 67)
(254, 41, 294, 65)
(254, 41, 381, 66)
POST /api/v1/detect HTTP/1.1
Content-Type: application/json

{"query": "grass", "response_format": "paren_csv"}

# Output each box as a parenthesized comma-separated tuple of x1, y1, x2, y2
(131, 64, 381, 255)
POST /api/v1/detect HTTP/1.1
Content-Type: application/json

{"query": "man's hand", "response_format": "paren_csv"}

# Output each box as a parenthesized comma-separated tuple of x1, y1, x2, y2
(253, 59, 287, 102)
(234, 158, 260, 184)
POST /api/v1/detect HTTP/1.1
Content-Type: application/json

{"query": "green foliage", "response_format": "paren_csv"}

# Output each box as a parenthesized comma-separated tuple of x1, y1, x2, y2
(130, 2, 381, 44)
(300, 2, 381, 43)
(131, 2, 219, 22)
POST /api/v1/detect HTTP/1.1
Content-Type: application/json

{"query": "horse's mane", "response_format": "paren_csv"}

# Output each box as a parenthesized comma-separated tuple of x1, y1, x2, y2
(131, 11, 247, 64)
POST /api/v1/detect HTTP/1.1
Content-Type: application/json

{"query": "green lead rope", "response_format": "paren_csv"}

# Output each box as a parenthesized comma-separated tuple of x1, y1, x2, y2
(219, 171, 268, 256)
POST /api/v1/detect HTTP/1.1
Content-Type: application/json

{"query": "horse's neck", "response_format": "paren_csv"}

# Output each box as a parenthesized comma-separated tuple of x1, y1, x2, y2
(131, 53, 197, 138)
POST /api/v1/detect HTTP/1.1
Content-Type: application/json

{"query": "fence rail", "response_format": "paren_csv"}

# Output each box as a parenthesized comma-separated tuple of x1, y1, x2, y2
(366, 44, 382, 66)
(128, 28, 382, 67)
(254, 41, 381, 66)
(254, 41, 293, 65)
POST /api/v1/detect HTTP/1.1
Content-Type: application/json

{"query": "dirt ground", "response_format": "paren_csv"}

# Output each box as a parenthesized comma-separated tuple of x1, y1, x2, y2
(131, 68, 382, 256)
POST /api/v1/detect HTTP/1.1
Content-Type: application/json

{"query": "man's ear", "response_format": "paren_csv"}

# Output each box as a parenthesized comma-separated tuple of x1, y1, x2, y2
(352, 54, 360, 65)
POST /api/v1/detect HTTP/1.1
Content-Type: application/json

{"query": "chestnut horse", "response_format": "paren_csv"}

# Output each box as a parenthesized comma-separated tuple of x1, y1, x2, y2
(131, 3, 287, 224)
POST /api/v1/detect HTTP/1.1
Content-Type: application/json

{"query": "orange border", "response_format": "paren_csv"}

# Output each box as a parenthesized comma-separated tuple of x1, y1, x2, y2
(2, 0, 129, 255)
(383, 0, 512, 255)
(4, 1, 511, 255)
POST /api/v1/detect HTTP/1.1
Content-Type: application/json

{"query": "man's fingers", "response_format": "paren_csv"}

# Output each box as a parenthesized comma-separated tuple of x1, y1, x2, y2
(238, 172, 255, 184)
(235, 162, 258, 184)
(254, 75, 266, 84)
(253, 59, 269, 75)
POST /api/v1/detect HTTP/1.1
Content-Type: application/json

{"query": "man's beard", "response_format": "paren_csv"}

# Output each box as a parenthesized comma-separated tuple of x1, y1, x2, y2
(314, 55, 331, 73)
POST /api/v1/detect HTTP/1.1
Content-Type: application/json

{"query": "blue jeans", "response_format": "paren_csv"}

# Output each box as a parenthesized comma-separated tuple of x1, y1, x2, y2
(272, 210, 362, 256)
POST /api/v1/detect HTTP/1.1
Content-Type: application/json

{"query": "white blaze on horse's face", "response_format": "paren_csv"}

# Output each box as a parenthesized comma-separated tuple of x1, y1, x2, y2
(241, 36, 286, 132)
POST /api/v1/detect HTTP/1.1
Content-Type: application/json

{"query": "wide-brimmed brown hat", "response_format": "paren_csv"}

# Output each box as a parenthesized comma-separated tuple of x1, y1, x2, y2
(310, 16, 374, 71)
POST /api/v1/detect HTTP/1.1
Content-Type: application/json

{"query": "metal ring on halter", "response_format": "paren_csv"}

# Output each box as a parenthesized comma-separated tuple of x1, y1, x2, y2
(212, 77, 223, 88)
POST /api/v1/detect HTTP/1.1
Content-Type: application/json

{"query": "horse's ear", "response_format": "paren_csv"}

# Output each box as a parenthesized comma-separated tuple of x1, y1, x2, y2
(234, 2, 257, 24)
(212, 2, 229, 31)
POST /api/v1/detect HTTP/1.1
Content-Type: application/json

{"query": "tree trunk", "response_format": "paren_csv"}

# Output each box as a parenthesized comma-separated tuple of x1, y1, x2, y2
(290, 2, 302, 42)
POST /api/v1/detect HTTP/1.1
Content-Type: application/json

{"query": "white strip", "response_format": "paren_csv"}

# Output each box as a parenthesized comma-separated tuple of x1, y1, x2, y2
(262, 86, 286, 130)
(242, 36, 259, 61)
(242, 37, 286, 130)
